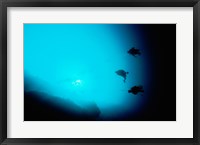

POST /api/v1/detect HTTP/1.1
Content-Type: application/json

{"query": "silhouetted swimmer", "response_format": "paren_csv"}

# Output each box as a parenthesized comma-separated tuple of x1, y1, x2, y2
(128, 47, 141, 57)
(128, 86, 144, 95)
(115, 69, 129, 83)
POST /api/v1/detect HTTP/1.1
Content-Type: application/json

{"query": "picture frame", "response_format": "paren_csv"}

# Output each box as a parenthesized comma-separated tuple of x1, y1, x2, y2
(0, 0, 199, 144)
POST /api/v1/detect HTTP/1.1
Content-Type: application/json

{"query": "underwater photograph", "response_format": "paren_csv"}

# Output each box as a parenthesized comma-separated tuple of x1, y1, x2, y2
(24, 24, 176, 121)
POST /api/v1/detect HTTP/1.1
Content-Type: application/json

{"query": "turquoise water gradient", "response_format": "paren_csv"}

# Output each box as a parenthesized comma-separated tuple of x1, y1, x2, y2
(24, 24, 147, 120)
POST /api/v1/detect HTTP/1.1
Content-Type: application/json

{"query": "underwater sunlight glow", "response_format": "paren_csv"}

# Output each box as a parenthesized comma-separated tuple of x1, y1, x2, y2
(24, 24, 149, 120)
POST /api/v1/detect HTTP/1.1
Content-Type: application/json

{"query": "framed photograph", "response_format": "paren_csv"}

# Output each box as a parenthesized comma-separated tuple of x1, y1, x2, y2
(0, 0, 199, 144)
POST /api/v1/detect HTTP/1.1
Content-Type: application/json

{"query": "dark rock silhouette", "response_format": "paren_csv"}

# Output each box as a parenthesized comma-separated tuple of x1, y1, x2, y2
(128, 86, 144, 95)
(128, 47, 141, 57)
(24, 91, 101, 121)
(115, 69, 129, 83)
(83, 103, 101, 119)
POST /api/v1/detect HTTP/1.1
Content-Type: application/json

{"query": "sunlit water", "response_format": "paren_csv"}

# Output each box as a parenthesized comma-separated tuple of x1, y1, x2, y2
(24, 24, 150, 120)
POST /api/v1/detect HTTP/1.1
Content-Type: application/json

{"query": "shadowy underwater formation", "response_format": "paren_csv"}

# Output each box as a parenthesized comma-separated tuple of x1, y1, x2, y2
(24, 91, 101, 121)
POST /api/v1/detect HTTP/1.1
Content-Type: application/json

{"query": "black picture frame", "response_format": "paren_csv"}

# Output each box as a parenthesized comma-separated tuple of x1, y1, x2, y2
(0, 0, 199, 144)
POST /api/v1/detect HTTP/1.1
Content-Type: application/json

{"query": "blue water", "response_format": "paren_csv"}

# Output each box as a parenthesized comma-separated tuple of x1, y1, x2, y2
(24, 24, 149, 120)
